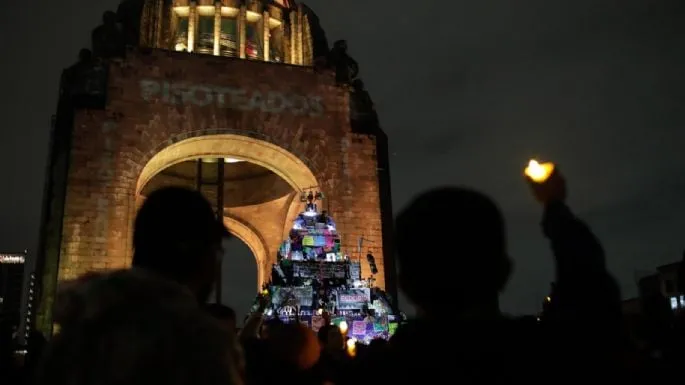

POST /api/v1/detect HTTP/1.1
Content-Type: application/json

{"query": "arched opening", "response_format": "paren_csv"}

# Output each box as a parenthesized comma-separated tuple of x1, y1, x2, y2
(212, 235, 258, 325)
(135, 133, 319, 295)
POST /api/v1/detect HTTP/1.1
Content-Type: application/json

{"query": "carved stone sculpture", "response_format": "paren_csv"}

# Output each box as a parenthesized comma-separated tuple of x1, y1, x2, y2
(350, 79, 379, 132)
(91, 11, 126, 58)
(117, 0, 146, 47)
(62, 49, 93, 94)
(329, 40, 359, 85)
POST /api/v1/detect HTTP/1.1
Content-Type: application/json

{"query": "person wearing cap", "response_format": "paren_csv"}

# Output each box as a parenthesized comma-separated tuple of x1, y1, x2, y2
(132, 186, 230, 303)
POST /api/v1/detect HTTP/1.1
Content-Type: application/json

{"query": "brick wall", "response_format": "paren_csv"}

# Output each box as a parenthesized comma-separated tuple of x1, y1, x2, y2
(54, 48, 390, 299)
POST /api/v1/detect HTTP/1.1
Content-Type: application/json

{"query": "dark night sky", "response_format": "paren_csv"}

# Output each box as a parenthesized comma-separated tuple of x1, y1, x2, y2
(1, 0, 684, 318)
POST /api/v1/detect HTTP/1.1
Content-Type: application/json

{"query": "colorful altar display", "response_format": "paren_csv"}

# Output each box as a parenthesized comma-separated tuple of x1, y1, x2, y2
(250, 191, 403, 344)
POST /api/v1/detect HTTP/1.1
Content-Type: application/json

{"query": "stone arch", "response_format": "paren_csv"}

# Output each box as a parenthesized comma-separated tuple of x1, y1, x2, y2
(222, 215, 269, 290)
(133, 133, 319, 291)
(136, 132, 320, 195)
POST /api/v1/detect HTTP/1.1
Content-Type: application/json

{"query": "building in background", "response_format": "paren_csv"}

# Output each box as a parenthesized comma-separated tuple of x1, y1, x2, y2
(622, 260, 684, 316)
(1, 251, 27, 333)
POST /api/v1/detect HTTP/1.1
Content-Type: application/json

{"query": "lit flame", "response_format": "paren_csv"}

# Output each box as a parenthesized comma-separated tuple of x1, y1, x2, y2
(524, 159, 555, 183)
(346, 338, 357, 357)
(338, 320, 348, 334)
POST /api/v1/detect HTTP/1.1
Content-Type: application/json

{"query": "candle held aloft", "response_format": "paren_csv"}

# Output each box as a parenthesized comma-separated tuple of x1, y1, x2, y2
(346, 338, 357, 357)
(338, 320, 348, 334)
(524, 159, 555, 183)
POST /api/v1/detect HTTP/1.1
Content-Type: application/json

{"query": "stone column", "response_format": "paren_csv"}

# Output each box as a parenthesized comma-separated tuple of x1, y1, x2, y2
(154, 0, 164, 47)
(262, 10, 270, 62)
(282, 22, 289, 63)
(213, 1, 221, 55)
(238, 5, 247, 59)
(188, 1, 197, 52)
(289, 10, 297, 64)
(296, 5, 303, 65)
(169, 4, 178, 50)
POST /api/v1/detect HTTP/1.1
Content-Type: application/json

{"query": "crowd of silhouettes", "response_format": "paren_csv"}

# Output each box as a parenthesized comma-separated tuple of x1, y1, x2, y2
(2, 168, 685, 384)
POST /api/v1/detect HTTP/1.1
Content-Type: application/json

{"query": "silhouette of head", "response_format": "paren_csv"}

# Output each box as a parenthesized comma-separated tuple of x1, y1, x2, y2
(317, 324, 344, 351)
(268, 323, 321, 370)
(132, 187, 230, 303)
(395, 187, 511, 317)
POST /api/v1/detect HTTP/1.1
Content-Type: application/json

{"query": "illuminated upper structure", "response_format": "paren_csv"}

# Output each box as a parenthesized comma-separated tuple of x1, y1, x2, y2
(116, 0, 327, 65)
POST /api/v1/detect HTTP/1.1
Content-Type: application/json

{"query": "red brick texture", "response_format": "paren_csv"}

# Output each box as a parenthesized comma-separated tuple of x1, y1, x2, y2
(58, 48, 387, 290)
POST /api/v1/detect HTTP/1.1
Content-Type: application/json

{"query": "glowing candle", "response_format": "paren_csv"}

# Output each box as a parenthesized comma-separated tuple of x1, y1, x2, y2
(346, 338, 357, 357)
(338, 320, 348, 334)
(524, 159, 555, 183)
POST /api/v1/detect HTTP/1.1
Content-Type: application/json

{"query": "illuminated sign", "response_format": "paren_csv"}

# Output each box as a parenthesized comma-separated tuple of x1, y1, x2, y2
(140, 79, 325, 117)
(0, 255, 25, 264)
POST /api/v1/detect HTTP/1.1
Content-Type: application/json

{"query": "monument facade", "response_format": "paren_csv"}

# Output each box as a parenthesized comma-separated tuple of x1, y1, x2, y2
(37, 0, 395, 335)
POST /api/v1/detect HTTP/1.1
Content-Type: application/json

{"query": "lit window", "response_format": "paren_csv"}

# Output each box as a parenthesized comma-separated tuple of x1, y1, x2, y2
(173, 7, 190, 52)
(246, 22, 262, 59)
(269, 22, 283, 62)
(670, 297, 678, 310)
(196, 15, 215, 54)
(245, 11, 263, 60)
(219, 17, 238, 57)
(680, 295, 685, 308)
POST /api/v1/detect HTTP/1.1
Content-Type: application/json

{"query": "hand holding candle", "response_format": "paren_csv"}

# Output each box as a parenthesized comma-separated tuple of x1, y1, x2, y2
(524, 160, 555, 183)
(523, 158, 567, 203)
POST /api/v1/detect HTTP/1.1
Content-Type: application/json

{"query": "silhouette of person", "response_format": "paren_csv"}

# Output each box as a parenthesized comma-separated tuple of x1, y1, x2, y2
(132, 186, 230, 303)
(365, 176, 626, 383)
(525, 166, 622, 324)
(35, 270, 243, 385)
(396, 187, 512, 320)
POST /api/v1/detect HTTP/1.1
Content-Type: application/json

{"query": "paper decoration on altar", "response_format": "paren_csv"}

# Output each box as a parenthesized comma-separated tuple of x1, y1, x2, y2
(272, 286, 313, 307)
(293, 261, 347, 279)
(336, 288, 370, 310)
(349, 262, 361, 281)
(351, 320, 367, 336)
(388, 322, 398, 336)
